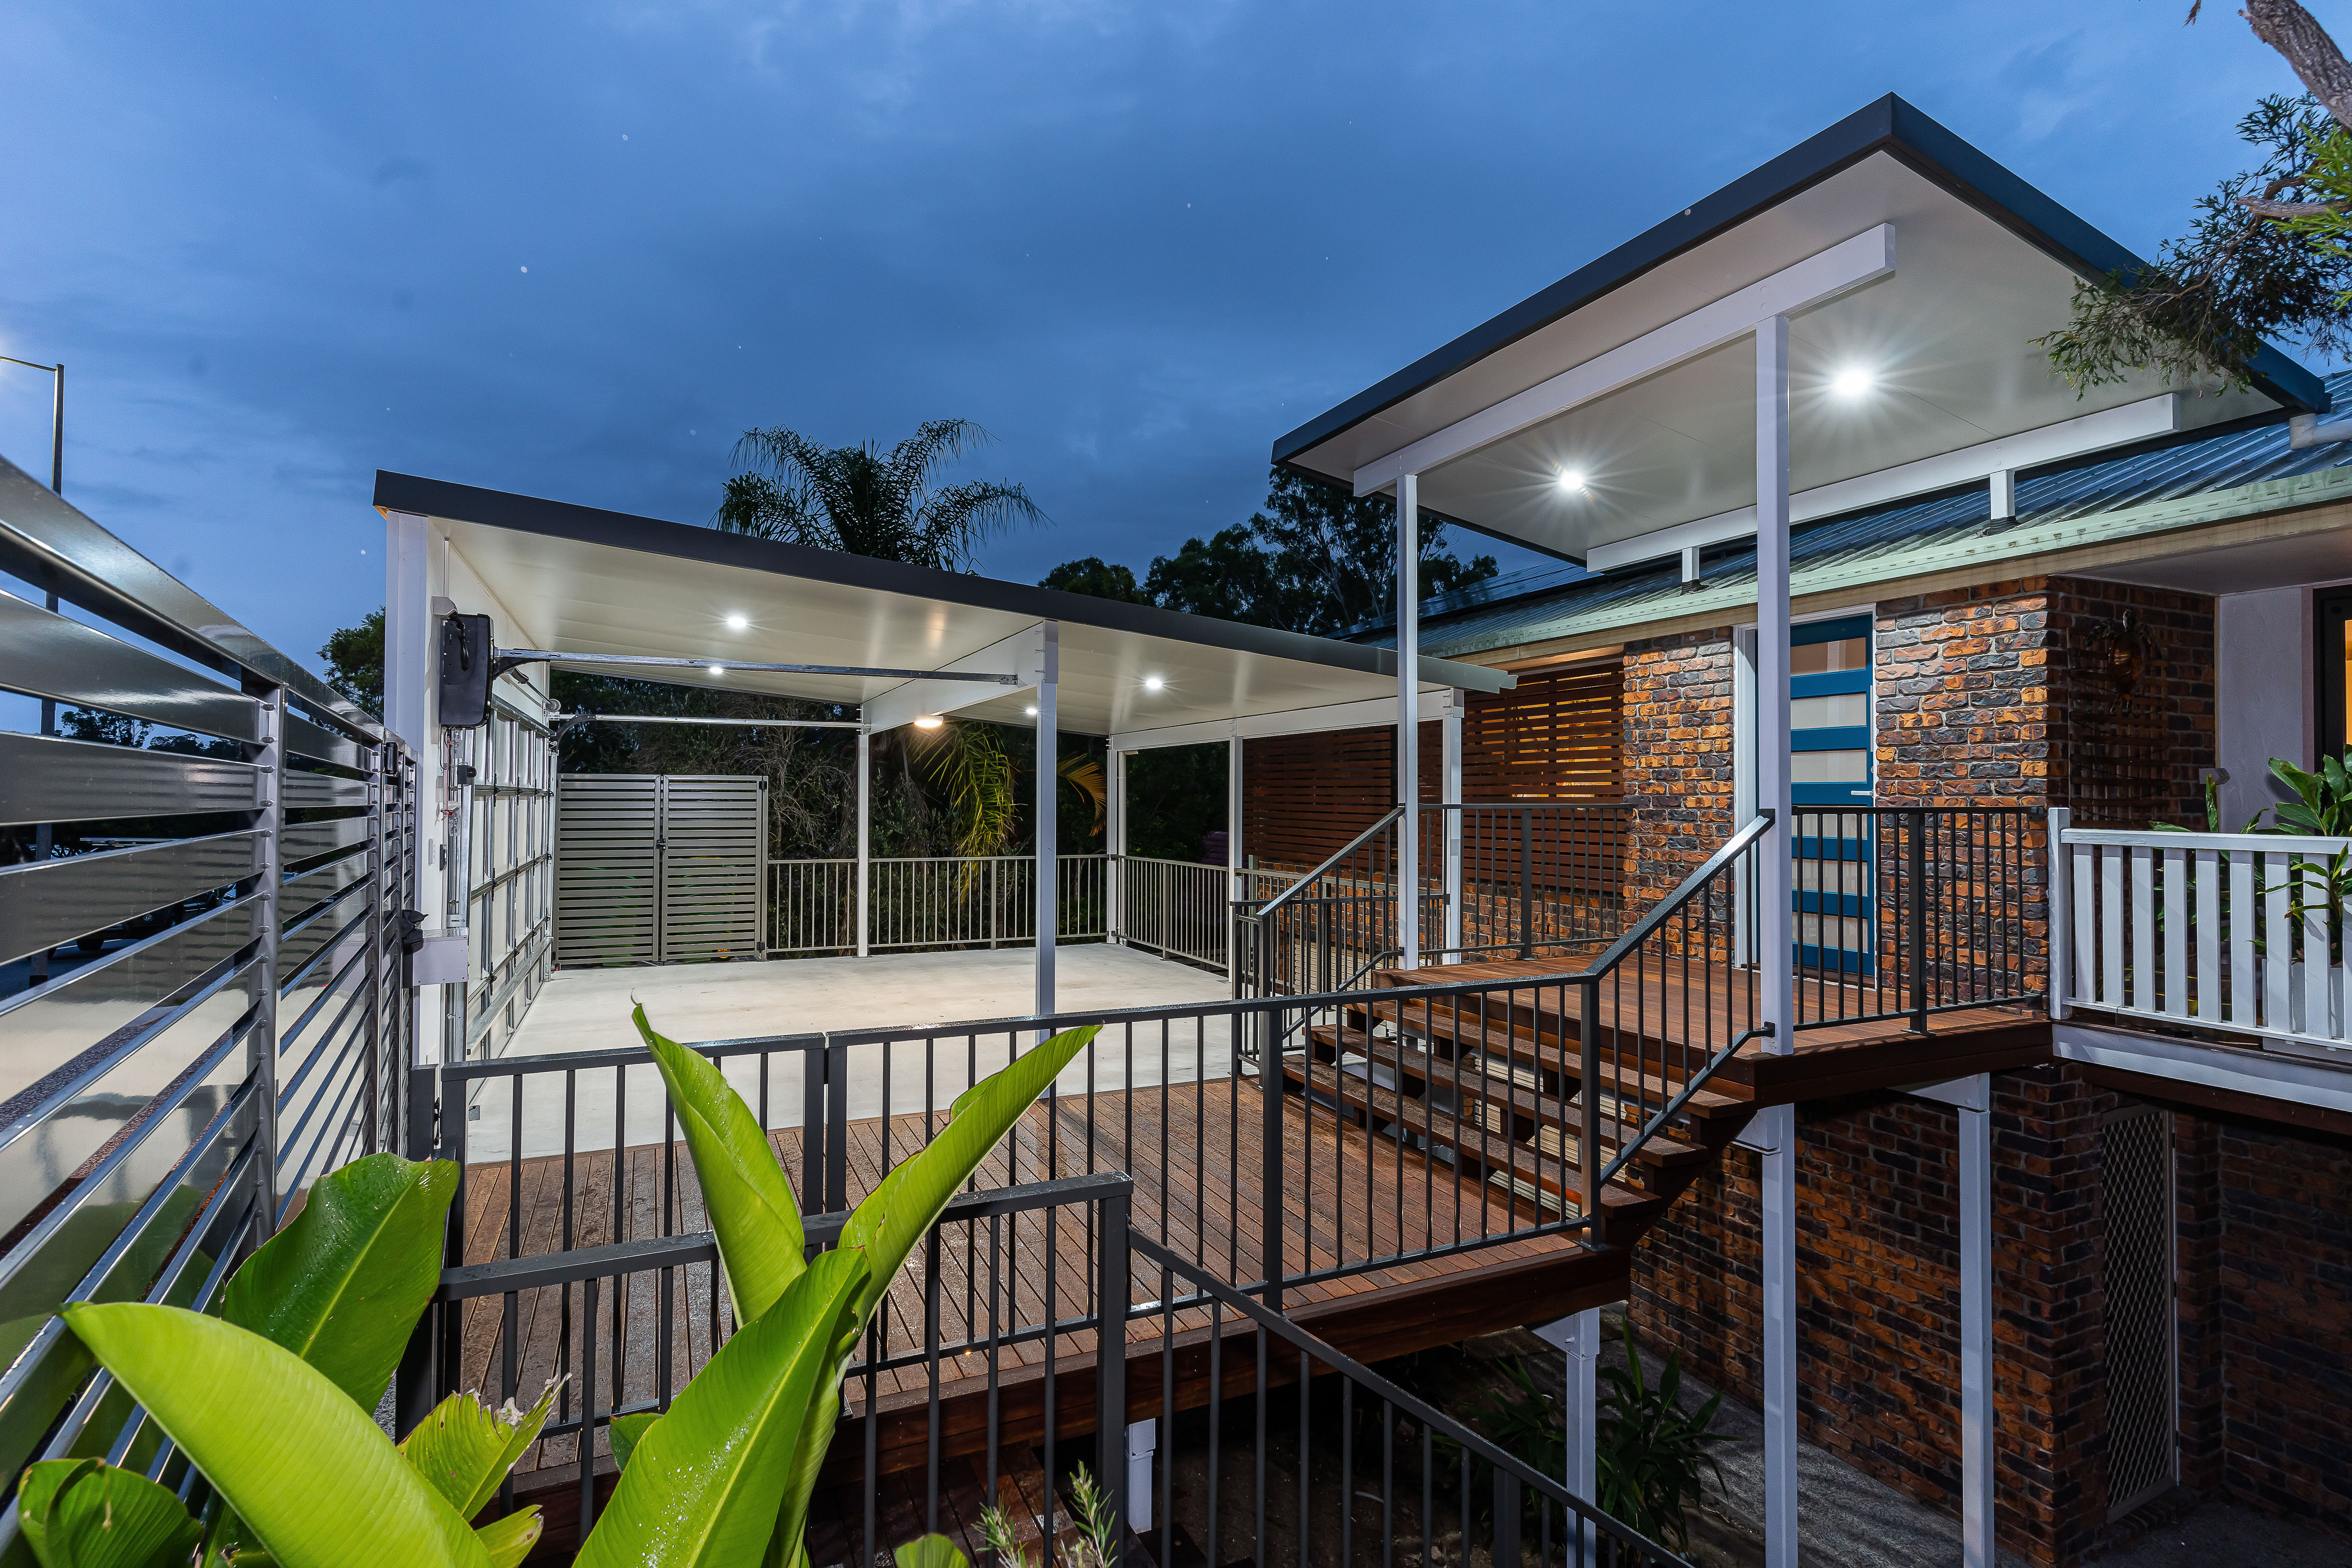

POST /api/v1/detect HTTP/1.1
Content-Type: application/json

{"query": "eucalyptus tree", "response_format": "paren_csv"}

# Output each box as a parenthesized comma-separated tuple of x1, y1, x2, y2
(2042, 0, 2352, 390)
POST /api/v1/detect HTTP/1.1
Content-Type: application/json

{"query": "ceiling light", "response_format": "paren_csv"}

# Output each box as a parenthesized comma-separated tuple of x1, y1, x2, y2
(706, 665, 724, 676)
(1557, 470, 1587, 493)
(1830, 368, 1875, 398)
(1143, 675, 1164, 691)
(1025, 705, 1039, 717)
(913, 715, 943, 729)
(724, 614, 748, 630)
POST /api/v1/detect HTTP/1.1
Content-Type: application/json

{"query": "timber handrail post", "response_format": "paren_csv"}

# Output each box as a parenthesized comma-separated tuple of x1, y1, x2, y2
(1909, 807, 1929, 1034)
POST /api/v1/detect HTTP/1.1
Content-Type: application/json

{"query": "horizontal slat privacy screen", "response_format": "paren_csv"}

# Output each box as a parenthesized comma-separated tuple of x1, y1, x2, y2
(0, 449, 415, 1516)
(1242, 659, 1624, 869)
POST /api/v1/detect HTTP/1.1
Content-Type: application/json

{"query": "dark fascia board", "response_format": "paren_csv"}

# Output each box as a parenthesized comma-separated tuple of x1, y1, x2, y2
(1273, 94, 2330, 478)
(371, 470, 1511, 693)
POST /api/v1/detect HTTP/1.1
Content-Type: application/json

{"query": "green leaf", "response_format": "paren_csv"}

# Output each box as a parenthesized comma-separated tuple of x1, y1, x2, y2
(574, 1248, 868, 1568)
(767, 1025, 1099, 1560)
(60, 1302, 489, 1568)
(633, 1007, 806, 1327)
(893, 1536, 968, 1568)
(473, 1511, 541, 1568)
(18, 1458, 203, 1568)
(220, 1152, 458, 1412)
(399, 1381, 560, 1520)
(607, 1412, 659, 1474)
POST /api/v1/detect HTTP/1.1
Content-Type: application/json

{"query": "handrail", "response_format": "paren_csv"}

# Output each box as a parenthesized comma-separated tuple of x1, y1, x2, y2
(1240, 804, 1404, 922)
(1576, 810, 1774, 980)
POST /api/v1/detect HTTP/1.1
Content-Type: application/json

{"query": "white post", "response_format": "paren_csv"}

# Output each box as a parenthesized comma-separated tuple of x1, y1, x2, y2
(1227, 730, 1243, 901)
(1126, 1419, 1157, 1532)
(855, 725, 871, 959)
(1442, 690, 1463, 963)
(384, 510, 441, 1092)
(1107, 747, 1127, 944)
(2047, 806, 2071, 1020)
(1733, 626, 1758, 968)
(1958, 1079, 1994, 1568)
(1755, 313, 1799, 1568)
(1989, 468, 2016, 522)
(1396, 472, 1421, 971)
(1035, 622, 1060, 1019)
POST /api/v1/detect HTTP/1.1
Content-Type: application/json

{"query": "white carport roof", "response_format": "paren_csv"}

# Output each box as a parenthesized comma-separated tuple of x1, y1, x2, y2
(1274, 95, 2326, 569)
(371, 471, 1510, 739)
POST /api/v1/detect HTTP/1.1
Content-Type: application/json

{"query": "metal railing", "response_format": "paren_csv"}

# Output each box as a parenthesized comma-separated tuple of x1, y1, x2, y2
(1114, 853, 1229, 971)
(767, 851, 1108, 954)
(0, 451, 414, 1515)
(1790, 806, 2042, 1031)
(1235, 803, 1634, 1001)
(2050, 810, 2348, 1049)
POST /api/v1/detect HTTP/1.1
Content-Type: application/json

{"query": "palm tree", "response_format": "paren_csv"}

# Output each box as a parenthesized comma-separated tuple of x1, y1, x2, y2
(715, 418, 1046, 573)
(713, 418, 1064, 859)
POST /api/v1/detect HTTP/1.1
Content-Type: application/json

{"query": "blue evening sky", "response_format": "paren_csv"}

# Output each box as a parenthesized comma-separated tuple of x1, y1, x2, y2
(0, 2, 2322, 681)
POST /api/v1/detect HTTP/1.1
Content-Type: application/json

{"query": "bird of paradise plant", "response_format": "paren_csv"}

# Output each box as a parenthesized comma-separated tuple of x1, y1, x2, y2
(20, 1009, 1100, 1568)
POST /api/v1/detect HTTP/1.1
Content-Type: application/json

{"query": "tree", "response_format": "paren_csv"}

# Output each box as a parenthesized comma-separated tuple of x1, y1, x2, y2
(321, 608, 384, 716)
(2042, 1, 2352, 390)
(1045, 467, 1498, 637)
(715, 418, 1046, 573)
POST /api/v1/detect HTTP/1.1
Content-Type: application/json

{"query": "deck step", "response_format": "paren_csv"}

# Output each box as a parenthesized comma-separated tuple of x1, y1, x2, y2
(1333, 1003, 1756, 1118)
(1277, 1052, 1664, 1218)
(1307, 1026, 1709, 1172)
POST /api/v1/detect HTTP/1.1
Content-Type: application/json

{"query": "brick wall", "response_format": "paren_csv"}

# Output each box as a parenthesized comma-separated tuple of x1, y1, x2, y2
(1619, 629, 1736, 914)
(2045, 580, 2217, 829)
(2180, 1118, 2352, 1537)
(1629, 1064, 2119, 1567)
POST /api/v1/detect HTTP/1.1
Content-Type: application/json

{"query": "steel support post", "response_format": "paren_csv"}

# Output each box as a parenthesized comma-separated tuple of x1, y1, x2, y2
(1098, 1188, 1132, 1551)
(1564, 1306, 1601, 1555)
(855, 725, 872, 959)
(1755, 313, 1799, 1568)
(1107, 746, 1127, 944)
(1958, 1082, 1994, 1568)
(1034, 622, 1059, 1020)
(1442, 692, 1463, 962)
(1395, 472, 1419, 971)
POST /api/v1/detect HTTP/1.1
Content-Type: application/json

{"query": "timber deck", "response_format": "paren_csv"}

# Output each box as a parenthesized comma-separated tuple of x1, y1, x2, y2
(479, 958, 2050, 1555)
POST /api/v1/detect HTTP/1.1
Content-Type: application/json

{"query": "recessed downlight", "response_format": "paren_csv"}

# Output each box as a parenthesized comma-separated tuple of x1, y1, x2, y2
(1830, 368, 1876, 398)
(913, 715, 944, 729)
(1143, 675, 1165, 691)
(724, 614, 749, 630)
(1557, 470, 1588, 493)
(706, 665, 724, 676)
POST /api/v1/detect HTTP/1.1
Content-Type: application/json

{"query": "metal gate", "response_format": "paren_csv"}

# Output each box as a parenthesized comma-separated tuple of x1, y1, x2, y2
(2102, 1103, 2176, 1517)
(554, 774, 766, 966)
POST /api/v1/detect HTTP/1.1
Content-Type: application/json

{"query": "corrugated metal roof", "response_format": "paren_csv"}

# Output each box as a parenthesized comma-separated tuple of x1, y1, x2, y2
(1360, 372, 2352, 658)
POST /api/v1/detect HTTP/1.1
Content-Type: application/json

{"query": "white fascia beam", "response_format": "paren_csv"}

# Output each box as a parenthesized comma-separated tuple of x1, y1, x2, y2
(1587, 392, 2188, 572)
(2054, 1021, 2352, 1118)
(1351, 224, 1896, 497)
(861, 623, 1044, 734)
(1109, 689, 1458, 754)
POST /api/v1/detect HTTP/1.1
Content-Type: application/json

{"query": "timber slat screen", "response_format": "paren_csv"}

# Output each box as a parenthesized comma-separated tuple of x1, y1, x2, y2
(0, 451, 414, 1514)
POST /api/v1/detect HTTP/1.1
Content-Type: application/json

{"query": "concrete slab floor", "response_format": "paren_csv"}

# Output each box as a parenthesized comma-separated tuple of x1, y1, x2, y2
(460, 942, 1237, 1163)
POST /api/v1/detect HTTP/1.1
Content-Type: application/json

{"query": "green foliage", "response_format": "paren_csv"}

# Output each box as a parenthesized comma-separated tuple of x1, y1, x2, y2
(1043, 467, 1497, 638)
(18, 1459, 204, 1568)
(221, 1154, 457, 1412)
(1123, 743, 1227, 863)
(398, 1382, 560, 1521)
(59, 1302, 493, 1568)
(715, 418, 1045, 574)
(318, 608, 385, 717)
(607, 1411, 659, 1473)
(20, 1154, 546, 1568)
(1594, 1319, 1728, 1554)
(1039, 557, 1145, 603)
(2039, 96, 2352, 392)
(975, 1462, 1120, 1568)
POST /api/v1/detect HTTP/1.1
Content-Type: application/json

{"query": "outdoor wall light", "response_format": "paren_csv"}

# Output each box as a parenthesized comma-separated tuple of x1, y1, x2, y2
(1556, 470, 1588, 493)
(724, 614, 748, 630)
(1830, 368, 1875, 398)
(914, 715, 944, 729)
(1143, 675, 1165, 691)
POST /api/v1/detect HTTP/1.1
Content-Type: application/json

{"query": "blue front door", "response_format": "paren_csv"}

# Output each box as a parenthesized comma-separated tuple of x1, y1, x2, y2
(1790, 616, 1872, 974)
